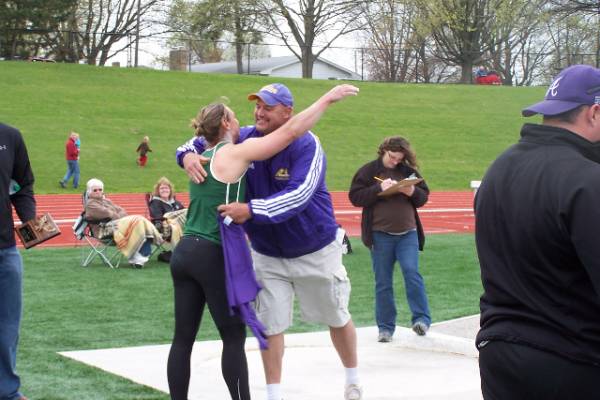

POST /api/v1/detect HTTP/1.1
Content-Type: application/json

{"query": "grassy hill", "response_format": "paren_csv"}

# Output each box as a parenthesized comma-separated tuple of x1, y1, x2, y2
(0, 61, 545, 193)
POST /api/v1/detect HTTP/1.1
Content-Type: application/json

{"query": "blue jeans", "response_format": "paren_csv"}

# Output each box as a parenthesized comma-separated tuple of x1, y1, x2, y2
(139, 239, 151, 257)
(0, 246, 24, 400)
(371, 230, 430, 334)
(62, 159, 80, 188)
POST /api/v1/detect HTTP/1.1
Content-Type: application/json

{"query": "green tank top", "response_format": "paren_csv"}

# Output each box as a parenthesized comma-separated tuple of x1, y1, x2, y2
(183, 141, 246, 244)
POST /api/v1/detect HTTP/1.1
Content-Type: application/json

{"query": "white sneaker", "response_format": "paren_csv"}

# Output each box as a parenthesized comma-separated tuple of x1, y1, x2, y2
(128, 252, 149, 266)
(344, 384, 363, 400)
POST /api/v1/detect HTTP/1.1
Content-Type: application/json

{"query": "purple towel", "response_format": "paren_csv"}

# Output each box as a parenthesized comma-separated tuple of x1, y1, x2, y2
(218, 215, 268, 349)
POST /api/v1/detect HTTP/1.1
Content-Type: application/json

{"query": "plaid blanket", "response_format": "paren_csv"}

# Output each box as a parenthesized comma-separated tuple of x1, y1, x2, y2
(111, 215, 163, 259)
(162, 209, 187, 248)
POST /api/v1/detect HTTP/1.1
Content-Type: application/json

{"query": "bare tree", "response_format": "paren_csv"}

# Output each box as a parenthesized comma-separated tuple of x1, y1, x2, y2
(358, 0, 421, 82)
(166, 0, 225, 64)
(166, 0, 267, 72)
(229, 0, 268, 73)
(484, 0, 550, 85)
(504, 29, 551, 85)
(418, 0, 504, 83)
(550, 0, 600, 15)
(261, 0, 364, 78)
(550, 0, 600, 67)
(72, 0, 164, 66)
(221, 31, 271, 64)
(544, 10, 597, 75)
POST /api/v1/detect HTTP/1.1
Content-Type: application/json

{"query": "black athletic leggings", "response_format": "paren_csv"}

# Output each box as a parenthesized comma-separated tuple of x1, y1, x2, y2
(167, 235, 250, 400)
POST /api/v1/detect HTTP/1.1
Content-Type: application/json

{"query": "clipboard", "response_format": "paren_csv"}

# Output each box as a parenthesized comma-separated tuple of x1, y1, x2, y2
(15, 212, 61, 249)
(378, 177, 423, 197)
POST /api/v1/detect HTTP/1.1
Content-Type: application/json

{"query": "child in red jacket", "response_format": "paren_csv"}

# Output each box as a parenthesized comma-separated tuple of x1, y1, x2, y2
(136, 136, 152, 167)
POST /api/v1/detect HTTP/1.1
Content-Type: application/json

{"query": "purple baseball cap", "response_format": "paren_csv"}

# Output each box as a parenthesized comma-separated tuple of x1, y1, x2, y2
(248, 83, 294, 107)
(522, 64, 600, 117)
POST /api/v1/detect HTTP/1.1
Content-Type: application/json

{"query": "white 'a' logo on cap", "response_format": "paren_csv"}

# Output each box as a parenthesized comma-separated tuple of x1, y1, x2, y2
(546, 76, 563, 97)
(261, 84, 278, 94)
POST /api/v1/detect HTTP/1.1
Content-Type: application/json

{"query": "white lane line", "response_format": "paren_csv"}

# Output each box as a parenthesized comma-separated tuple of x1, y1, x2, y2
(335, 208, 473, 215)
(31, 208, 475, 224)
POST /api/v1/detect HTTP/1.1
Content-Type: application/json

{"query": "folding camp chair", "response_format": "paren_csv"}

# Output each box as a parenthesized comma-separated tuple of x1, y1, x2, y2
(145, 192, 169, 259)
(72, 194, 123, 269)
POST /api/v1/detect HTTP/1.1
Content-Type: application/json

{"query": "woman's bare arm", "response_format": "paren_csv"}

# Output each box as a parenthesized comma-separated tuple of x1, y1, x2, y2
(215, 84, 359, 182)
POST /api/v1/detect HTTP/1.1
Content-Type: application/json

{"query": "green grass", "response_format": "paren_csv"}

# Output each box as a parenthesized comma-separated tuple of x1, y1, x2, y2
(0, 61, 545, 193)
(18, 235, 481, 399)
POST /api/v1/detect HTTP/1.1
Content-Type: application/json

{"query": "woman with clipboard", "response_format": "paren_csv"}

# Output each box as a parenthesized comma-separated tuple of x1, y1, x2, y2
(349, 136, 431, 343)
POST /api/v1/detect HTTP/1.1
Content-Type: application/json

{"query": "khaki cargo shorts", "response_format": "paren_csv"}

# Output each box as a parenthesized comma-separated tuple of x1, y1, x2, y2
(252, 236, 352, 335)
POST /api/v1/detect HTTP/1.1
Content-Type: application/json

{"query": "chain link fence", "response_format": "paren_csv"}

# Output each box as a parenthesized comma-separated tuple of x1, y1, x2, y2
(2, 28, 598, 86)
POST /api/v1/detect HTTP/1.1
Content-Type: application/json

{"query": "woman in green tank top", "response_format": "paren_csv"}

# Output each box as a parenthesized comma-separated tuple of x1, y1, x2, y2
(167, 84, 359, 400)
(184, 140, 246, 244)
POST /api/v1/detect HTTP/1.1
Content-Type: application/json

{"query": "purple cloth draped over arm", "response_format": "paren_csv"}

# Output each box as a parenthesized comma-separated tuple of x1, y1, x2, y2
(218, 215, 268, 349)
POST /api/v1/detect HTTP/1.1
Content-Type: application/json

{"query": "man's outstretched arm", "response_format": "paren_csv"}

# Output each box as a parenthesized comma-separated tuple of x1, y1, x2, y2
(175, 136, 208, 183)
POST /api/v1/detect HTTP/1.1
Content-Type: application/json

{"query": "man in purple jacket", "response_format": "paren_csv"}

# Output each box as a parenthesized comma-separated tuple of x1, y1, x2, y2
(176, 83, 362, 400)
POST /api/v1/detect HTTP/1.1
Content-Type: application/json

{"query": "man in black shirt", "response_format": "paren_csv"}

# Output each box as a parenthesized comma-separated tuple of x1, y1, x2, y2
(0, 123, 35, 400)
(475, 65, 600, 399)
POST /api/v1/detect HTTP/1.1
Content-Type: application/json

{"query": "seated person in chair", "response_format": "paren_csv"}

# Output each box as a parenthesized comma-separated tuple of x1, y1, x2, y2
(85, 179, 127, 225)
(84, 178, 162, 268)
(149, 177, 185, 262)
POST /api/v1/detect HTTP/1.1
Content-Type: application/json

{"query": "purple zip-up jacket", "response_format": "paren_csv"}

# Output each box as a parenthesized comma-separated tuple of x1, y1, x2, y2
(176, 126, 338, 258)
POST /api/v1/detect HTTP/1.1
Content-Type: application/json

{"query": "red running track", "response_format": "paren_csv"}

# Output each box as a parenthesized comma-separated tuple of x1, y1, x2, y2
(13, 191, 475, 248)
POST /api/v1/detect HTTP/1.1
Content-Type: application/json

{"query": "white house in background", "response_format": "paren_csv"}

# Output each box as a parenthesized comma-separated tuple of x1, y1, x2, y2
(189, 55, 362, 80)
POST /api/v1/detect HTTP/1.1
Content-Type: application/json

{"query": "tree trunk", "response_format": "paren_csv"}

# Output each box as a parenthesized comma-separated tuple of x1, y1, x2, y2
(87, 51, 97, 65)
(234, 16, 244, 74)
(419, 42, 430, 83)
(301, 1, 315, 78)
(461, 60, 474, 83)
(10, 35, 18, 59)
(302, 48, 314, 78)
(501, 39, 513, 86)
(99, 51, 109, 66)
(235, 42, 244, 74)
(399, 47, 412, 82)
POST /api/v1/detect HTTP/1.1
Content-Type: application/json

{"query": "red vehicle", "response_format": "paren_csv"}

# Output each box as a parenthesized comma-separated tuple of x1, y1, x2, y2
(476, 71, 502, 85)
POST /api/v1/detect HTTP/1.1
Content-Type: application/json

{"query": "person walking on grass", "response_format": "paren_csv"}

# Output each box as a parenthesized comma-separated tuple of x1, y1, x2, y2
(136, 136, 152, 167)
(0, 123, 35, 400)
(349, 136, 431, 343)
(59, 131, 80, 189)
(176, 83, 363, 400)
(475, 64, 600, 399)
(168, 84, 359, 400)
